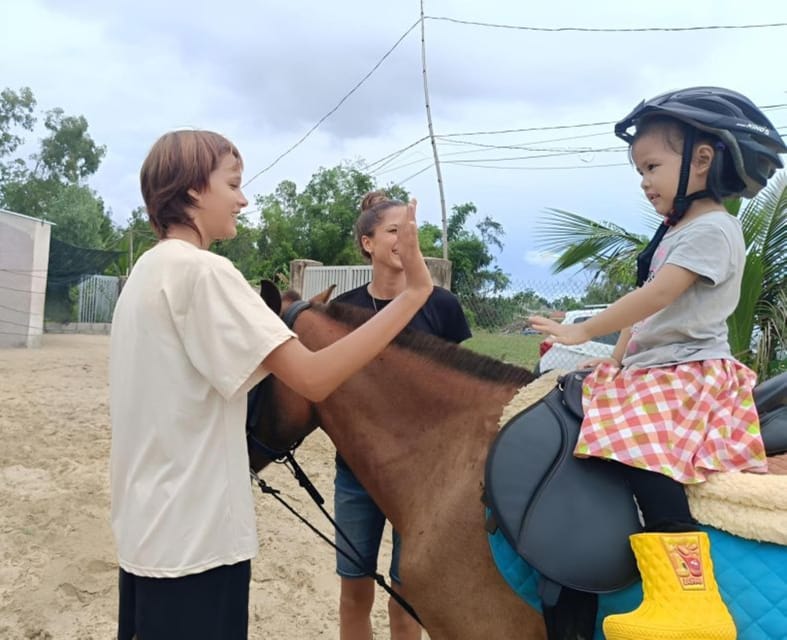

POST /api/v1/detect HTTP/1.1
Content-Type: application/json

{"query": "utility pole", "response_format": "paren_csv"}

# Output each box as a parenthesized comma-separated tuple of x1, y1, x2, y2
(420, 0, 449, 259)
(127, 227, 134, 276)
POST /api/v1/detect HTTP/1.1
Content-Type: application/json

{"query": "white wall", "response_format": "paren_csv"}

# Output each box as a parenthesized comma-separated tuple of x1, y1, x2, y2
(0, 209, 53, 348)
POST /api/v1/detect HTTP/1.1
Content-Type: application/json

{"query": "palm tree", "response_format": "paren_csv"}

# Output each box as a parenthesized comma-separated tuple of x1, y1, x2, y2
(537, 172, 787, 379)
(735, 172, 787, 377)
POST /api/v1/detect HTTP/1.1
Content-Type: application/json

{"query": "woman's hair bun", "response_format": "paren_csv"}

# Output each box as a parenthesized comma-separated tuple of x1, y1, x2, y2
(360, 190, 389, 212)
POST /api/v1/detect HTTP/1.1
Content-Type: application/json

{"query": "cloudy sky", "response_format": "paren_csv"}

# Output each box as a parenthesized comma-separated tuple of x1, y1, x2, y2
(2, 0, 786, 286)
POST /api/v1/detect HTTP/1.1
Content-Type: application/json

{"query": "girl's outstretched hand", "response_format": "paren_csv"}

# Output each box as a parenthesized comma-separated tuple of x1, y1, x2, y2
(398, 198, 432, 295)
(528, 314, 590, 346)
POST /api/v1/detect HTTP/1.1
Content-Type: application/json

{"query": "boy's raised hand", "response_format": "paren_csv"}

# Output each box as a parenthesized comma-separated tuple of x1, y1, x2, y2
(398, 198, 432, 294)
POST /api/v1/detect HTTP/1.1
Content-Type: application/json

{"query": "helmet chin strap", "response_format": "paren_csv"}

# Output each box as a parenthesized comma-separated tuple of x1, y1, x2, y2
(669, 127, 714, 224)
(636, 126, 712, 286)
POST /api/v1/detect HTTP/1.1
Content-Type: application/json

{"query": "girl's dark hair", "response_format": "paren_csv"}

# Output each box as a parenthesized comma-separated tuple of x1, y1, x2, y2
(354, 190, 404, 261)
(140, 130, 243, 240)
(632, 115, 737, 201)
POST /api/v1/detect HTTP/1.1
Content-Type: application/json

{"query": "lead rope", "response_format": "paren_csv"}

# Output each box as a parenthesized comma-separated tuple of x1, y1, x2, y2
(249, 454, 423, 626)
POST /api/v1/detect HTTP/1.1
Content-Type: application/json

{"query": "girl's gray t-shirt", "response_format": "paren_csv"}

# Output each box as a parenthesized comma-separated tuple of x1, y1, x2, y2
(623, 210, 745, 369)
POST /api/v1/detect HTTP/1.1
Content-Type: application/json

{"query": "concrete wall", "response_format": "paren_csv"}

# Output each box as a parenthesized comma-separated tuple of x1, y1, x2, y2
(0, 209, 54, 348)
(44, 322, 112, 335)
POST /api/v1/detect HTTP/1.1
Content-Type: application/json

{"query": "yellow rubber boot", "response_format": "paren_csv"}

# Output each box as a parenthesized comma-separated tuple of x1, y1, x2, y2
(603, 531, 736, 640)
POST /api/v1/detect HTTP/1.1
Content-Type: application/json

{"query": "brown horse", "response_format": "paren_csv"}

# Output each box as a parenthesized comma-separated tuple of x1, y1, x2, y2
(249, 286, 549, 639)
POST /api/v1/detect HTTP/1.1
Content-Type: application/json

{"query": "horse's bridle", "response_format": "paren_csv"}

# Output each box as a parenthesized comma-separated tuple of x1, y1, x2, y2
(246, 299, 312, 462)
(281, 299, 311, 330)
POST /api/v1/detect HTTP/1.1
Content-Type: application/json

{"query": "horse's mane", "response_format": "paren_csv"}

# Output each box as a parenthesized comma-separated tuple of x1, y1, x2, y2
(321, 301, 536, 387)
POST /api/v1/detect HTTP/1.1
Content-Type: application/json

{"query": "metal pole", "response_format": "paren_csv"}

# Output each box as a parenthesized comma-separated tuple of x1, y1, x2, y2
(420, 0, 449, 259)
(127, 228, 134, 276)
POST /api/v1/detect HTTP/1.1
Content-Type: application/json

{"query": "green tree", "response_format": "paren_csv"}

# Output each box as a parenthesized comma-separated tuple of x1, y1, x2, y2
(421, 202, 510, 295)
(0, 87, 111, 249)
(728, 173, 787, 373)
(582, 259, 638, 305)
(254, 163, 510, 298)
(107, 206, 159, 276)
(43, 183, 109, 247)
(35, 108, 106, 182)
(537, 206, 651, 302)
(0, 86, 36, 180)
(256, 163, 408, 280)
(550, 295, 584, 311)
(213, 215, 264, 280)
(416, 202, 511, 329)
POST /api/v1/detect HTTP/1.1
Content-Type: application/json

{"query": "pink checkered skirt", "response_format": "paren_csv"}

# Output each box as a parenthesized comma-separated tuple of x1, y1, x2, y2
(576, 359, 768, 484)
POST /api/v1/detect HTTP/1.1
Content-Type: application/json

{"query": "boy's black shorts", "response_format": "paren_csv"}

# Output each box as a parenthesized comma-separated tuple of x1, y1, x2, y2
(117, 560, 251, 640)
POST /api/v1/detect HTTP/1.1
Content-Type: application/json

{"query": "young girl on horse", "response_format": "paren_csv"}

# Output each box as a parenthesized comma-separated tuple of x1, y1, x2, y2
(331, 190, 471, 640)
(109, 130, 433, 640)
(530, 86, 786, 640)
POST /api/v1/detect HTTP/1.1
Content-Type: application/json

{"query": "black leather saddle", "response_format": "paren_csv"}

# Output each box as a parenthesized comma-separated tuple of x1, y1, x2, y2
(755, 370, 787, 455)
(484, 369, 787, 597)
(484, 370, 641, 594)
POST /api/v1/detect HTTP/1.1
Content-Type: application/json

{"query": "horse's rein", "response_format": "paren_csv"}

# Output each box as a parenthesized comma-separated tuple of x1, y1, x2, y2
(248, 296, 424, 627)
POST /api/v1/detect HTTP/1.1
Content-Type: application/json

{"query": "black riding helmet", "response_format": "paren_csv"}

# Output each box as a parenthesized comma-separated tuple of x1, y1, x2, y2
(618, 87, 787, 286)
(615, 86, 786, 199)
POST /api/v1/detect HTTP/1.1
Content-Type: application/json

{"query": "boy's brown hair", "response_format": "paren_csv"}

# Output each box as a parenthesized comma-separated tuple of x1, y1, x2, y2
(140, 130, 243, 239)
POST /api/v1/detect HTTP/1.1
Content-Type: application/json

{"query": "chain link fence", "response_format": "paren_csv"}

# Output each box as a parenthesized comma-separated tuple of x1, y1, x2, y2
(45, 238, 124, 323)
(455, 278, 787, 379)
(455, 278, 610, 372)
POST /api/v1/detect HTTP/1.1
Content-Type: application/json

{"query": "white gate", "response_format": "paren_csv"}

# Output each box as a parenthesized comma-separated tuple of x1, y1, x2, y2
(77, 275, 120, 323)
(301, 265, 372, 300)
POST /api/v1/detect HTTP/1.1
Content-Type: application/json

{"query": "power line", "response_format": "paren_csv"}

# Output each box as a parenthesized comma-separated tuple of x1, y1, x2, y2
(439, 130, 614, 147)
(439, 121, 614, 138)
(425, 16, 787, 33)
(365, 136, 430, 171)
(369, 110, 786, 178)
(393, 162, 435, 186)
(370, 147, 432, 175)
(438, 149, 627, 164)
(437, 138, 608, 152)
(373, 143, 624, 175)
(430, 104, 787, 140)
(436, 140, 626, 156)
(444, 160, 630, 170)
(243, 19, 421, 188)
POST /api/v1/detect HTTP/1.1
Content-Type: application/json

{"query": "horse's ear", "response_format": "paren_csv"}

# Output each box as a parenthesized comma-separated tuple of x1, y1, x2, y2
(260, 279, 282, 315)
(311, 284, 336, 305)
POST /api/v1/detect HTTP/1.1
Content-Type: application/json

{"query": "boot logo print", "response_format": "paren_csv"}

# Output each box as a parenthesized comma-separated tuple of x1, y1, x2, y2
(661, 534, 706, 590)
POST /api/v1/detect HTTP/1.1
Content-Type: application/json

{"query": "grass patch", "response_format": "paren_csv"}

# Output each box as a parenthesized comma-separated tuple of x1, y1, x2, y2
(464, 330, 542, 369)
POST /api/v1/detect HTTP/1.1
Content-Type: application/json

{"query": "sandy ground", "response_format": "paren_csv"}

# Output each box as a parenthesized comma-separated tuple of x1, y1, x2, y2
(0, 334, 399, 639)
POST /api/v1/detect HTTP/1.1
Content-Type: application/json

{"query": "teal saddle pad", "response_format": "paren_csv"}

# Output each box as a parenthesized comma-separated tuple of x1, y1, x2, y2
(488, 524, 787, 639)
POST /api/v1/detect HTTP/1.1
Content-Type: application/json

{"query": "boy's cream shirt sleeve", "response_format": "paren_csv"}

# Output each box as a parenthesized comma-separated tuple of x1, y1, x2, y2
(182, 257, 295, 400)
